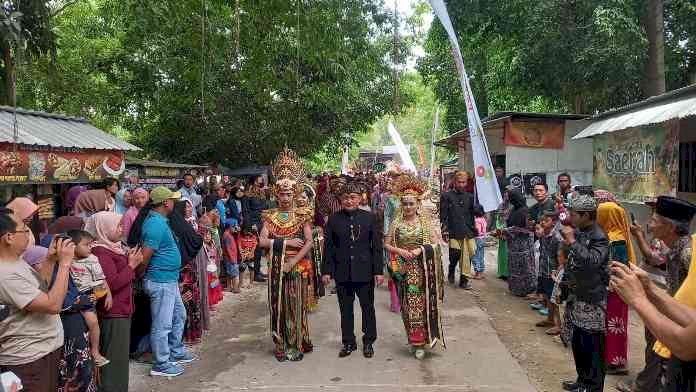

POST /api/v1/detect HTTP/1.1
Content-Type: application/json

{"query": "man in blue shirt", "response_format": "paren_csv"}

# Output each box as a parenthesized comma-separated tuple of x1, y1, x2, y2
(140, 186, 195, 377)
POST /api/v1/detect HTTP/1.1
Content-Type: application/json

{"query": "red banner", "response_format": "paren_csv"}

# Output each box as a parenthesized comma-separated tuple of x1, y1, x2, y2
(0, 144, 125, 184)
(504, 121, 565, 149)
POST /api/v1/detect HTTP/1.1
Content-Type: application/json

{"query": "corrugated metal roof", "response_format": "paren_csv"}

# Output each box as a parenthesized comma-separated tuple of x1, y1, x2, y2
(0, 106, 140, 151)
(573, 84, 696, 139)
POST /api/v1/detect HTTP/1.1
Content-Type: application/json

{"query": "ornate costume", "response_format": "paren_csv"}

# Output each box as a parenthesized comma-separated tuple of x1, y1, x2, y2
(264, 148, 314, 361)
(387, 174, 446, 356)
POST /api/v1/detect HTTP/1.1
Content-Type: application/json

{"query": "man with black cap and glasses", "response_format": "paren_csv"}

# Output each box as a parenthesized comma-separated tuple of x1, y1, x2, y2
(616, 196, 696, 392)
(560, 194, 610, 392)
(322, 180, 384, 359)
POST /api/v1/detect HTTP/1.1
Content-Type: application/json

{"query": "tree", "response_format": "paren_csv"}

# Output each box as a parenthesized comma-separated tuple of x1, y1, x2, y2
(17, 0, 399, 168)
(643, 0, 666, 96)
(418, 0, 649, 134)
(0, 0, 56, 106)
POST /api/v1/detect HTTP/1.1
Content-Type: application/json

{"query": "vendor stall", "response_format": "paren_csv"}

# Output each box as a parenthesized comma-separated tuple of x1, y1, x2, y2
(125, 157, 207, 190)
(0, 106, 139, 215)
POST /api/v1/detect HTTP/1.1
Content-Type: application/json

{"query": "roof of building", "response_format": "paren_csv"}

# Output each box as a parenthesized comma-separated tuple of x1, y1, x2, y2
(573, 84, 696, 139)
(126, 157, 207, 169)
(436, 111, 587, 146)
(0, 106, 140, 151)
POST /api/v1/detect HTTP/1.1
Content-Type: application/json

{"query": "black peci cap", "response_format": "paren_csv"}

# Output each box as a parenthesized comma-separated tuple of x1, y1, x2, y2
(655, 196, 696, 223)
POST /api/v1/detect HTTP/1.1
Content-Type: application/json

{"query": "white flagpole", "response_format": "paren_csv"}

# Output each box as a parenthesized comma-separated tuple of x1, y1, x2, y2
(428, 0, 502, 212)
(430, 106, 440, 180)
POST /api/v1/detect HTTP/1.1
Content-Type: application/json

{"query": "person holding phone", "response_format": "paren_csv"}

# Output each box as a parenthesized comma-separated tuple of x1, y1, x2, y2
(595, 193, 636, 376)
(0, 213, 74, 392)
(617, 196, 696, 392)
(559, 194, 610, 392)
(91, 212, 143, 392)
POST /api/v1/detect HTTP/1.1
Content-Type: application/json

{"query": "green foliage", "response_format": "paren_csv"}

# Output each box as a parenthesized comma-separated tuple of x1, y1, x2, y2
(418, 0, 678, 135)
(17, 0, 398, 168)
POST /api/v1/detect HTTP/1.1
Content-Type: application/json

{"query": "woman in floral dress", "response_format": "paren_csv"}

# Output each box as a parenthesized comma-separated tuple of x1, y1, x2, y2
(384, 173, 445, 360)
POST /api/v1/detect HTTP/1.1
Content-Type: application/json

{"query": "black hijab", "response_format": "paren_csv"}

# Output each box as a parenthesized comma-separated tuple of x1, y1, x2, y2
(507, 190, 529, 228)
(170, 201, 203, 264)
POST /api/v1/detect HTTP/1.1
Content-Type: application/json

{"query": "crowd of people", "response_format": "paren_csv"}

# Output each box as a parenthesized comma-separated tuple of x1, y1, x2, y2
(1, 152, 696, 392)
(478, 169, 696, 392)
(0, 172, 274, 391)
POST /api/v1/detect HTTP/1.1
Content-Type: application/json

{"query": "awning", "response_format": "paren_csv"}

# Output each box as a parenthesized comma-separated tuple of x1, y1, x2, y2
(573, 84, 696, 139)
(0, 106, 140, 151)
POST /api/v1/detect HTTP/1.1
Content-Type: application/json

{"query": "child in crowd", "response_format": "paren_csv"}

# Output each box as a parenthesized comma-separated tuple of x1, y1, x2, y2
(238, 223, 258, 288)
(222, 223, 240, 293)
(472, 205, 487, 280)
(533, 210, 562, 335)
(202, 225, 223, 309)
(68, 229, 112, 367)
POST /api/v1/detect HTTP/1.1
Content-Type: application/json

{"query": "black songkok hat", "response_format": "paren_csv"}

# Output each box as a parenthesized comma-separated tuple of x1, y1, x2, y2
(339, 179, 363, 196)
(655, 196, 696, 223)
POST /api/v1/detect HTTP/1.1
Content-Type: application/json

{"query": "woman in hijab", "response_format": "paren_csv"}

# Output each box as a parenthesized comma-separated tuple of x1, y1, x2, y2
(41, 216, 85, 247)
(114, 189, 132, 215)
(74, 189, 112, 218)
(595, 191, 636, 376)
(66, 185, 87, 215)
(121, 188, 148, 240)
(90, 212, 143, 392)
(22, 245, 48, 270)
(499, 190, 536, 297)
(172, 200, 205, 343)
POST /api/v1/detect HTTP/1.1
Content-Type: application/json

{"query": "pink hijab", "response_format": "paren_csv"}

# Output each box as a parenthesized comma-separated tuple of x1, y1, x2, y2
(7, 197, 38, 221)
(88, 212, 125, 255)
(121, 188, 148, 238)
(7, 197, 37, 247)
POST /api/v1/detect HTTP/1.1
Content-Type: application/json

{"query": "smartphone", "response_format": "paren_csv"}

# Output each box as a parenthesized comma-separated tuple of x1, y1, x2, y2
(54, 234, 70, 241)
(630, 212, 636, 225)
(609, 240, 629, 265)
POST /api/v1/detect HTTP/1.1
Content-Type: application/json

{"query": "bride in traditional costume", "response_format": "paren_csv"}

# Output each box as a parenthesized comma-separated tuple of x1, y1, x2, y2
(383, 173, 446, 360)
(258, 148, 314, 362)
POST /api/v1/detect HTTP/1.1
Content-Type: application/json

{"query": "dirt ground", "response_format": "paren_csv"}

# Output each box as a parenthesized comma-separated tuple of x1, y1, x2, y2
(472, 247, 647, 392)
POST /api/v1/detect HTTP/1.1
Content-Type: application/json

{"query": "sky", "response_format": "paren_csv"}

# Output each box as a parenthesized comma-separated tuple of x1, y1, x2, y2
(393, 0, 434, 68)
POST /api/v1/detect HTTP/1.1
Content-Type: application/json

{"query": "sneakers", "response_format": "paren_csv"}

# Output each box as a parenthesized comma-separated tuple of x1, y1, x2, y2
(150, 363, 184, 377)
(538, 308, 550, 316)
(171, 352, 198, 365)
(529, 302, 544, 310)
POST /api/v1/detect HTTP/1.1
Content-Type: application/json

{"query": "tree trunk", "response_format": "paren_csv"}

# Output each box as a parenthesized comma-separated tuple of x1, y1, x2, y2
(2, 43, 15, 107)
(642, 0, 666, 97)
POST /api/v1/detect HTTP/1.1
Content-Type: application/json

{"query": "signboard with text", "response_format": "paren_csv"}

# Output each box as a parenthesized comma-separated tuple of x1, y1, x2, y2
(0, 144, 125, 184)
(592, 121, 679, 203)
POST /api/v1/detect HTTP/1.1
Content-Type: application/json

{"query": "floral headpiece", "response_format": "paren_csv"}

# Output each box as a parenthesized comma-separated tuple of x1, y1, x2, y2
(392, 173, 428, 200)
(271, 147, 305, 195)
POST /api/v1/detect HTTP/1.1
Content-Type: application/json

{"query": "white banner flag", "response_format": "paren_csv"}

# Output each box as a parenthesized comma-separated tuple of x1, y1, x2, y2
(428, 0, 502, 212)
(340, 145, 350, 175)
(387, 121, 417, 173)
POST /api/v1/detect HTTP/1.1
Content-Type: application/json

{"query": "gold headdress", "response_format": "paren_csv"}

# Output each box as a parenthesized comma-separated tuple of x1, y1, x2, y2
(392, 173, 428, 200)
(271, 147, 305, 195)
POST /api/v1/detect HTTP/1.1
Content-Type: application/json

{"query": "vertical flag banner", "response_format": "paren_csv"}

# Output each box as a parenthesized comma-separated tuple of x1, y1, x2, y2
(341, 145, 349, 175)
(387, 121, 418, 173)
(428, 0, 502, 212)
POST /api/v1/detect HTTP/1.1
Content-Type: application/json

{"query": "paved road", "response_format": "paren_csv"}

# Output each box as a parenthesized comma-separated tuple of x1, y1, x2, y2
(132, 258, 538, 392)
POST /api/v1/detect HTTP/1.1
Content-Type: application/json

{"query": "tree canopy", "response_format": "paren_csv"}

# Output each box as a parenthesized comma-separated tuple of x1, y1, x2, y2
(16, 0, 400, 167)
(418, 0, 694, 135)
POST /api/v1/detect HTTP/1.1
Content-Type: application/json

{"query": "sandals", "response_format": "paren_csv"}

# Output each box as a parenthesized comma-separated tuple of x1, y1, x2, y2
(94, 356, 111, 367)
(545, 327, 561, 336)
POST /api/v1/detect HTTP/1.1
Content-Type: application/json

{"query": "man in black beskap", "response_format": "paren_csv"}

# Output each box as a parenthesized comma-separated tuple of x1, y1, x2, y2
(440, 170, 477, 289)
(322, 181, 384, 359)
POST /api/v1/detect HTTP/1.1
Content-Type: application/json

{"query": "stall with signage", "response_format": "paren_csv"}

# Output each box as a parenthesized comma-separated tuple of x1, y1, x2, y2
(0, 106, 139, 228)
(125, 157, 207, 190)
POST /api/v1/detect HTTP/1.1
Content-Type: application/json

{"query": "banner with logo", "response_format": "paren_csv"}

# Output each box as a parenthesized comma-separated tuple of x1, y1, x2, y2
(592, 121, 679, 203)
(0, 144, 125, 184)
(505, 121, 565, 149)
(428, 0, 502, 211)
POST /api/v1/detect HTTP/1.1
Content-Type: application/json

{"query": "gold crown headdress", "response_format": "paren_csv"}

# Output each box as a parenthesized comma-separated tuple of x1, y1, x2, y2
(392, 173, 428, 199)
(271, 147, 305, 195)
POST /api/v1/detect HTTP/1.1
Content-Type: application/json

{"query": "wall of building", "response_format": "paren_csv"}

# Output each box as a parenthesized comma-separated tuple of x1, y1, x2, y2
(505, 119, 593, 194)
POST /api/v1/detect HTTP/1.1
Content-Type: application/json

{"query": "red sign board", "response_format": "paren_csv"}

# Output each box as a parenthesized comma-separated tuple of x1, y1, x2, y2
(0, 144, 125, 184)
(504, 121, 565, 149)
